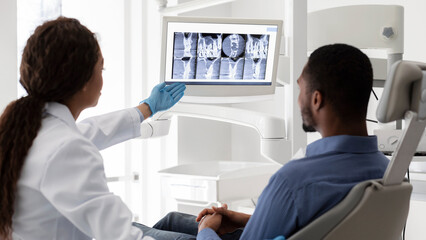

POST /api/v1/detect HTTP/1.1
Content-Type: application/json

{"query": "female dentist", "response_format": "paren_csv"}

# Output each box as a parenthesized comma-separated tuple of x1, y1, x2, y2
(0, 17, 185, 240)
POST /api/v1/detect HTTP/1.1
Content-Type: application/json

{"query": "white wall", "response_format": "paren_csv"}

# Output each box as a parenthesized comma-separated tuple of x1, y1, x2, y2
(231, 0, 285, 20)
(62, 0, 129, 199)
(61, 0, 147, 223)
(0, 0, 17, 112)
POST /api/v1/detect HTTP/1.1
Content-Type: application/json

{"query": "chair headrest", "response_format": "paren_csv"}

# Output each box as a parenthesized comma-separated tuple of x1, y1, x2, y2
(377, 61, 426, 122)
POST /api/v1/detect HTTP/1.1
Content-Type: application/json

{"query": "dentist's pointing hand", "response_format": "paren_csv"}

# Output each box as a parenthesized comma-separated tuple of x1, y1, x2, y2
(142, 82, 186, 116)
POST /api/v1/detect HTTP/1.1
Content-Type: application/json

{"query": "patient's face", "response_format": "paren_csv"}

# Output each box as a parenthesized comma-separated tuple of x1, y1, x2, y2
(297, 72, 316, 132)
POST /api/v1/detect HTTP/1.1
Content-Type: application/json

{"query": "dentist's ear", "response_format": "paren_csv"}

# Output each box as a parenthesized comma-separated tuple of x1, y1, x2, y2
(81, 81, 90, 92)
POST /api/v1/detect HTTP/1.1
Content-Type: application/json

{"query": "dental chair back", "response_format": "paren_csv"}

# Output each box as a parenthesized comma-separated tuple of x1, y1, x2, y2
(289, 61, 426, 240)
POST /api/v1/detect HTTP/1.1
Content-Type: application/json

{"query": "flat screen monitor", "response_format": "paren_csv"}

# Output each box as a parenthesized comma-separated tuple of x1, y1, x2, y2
(160, 17, 282, 103)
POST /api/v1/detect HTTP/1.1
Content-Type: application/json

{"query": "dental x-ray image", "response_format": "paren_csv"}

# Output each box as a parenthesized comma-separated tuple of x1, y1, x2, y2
(222, 34, 246, 58)
(174, 32, 197, 58)
(173, 32, 197, 79)
(196, 57, 221, 79)
(173, 57, 196, 79)
(220, 57, 244, 79)
(220, 34, 246, 79)
(196, 33, 222, 79)
(197, 33, 222, 58)
(243, 58, 267, 80)
(171, 31, 270, 81)
(243, 34, 269, 79)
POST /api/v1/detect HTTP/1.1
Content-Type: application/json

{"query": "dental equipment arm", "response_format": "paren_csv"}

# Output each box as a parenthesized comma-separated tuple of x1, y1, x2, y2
(139, 103, 292, 165)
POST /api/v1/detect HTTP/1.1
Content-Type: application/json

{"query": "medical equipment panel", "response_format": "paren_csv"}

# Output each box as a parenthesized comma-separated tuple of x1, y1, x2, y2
(375, 129, 426, 154)
(160, 16, 282, 102)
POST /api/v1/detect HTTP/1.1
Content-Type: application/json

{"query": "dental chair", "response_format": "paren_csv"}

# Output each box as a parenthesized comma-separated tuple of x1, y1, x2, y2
(284, 5, 412, 240)
(288, 61, 426, 240)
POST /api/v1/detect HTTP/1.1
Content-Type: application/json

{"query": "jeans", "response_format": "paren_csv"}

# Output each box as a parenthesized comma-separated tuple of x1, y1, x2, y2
(133, 212, 243, 240)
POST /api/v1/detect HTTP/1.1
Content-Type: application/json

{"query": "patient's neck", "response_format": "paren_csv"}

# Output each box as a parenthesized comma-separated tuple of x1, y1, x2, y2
(320, 117, 368, 138)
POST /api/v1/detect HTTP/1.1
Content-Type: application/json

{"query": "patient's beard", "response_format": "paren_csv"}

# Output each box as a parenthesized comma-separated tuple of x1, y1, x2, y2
(301, 105, 316, 133)
(303, 123, 316, 132)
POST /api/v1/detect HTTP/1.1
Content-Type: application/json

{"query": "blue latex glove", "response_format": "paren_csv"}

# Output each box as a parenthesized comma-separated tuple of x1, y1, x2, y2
(141, 82, 186, 116)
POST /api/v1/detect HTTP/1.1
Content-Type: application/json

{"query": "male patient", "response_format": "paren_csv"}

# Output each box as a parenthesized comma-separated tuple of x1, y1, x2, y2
(133, 43, 389, 239)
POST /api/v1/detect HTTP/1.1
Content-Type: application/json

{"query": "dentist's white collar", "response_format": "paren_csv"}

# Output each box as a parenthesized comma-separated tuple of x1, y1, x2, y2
(44, 102, 78, 131)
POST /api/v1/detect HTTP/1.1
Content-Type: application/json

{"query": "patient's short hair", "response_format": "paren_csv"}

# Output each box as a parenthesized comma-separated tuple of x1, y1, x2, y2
(304, 43, 373, 121)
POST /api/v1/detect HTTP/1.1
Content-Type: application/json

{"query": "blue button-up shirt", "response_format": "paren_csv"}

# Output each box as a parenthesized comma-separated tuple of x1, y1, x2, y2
(198, 135, 389, 239)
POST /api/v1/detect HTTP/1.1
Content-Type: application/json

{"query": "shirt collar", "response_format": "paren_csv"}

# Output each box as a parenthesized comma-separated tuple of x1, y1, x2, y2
(306, 135, 379, 157)
(44, 102, 78, 130)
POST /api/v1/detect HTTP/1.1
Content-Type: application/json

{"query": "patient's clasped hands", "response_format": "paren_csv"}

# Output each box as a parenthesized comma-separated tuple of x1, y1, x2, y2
(196, 204, 251, 235)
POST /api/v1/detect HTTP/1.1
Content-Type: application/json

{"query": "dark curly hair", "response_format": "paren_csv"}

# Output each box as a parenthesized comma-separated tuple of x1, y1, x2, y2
(0, 17, 99, 239)
(303, 43, 373, 122)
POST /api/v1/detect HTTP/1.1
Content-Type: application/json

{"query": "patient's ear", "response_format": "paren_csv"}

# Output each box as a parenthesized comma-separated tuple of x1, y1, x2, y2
(311, 90, 323, 111)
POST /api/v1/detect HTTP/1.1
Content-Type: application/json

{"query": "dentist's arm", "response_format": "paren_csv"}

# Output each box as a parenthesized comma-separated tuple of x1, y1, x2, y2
(136, 103, 152, 120)
(77, 108, 142, 150)
(78, 82, 185, 150)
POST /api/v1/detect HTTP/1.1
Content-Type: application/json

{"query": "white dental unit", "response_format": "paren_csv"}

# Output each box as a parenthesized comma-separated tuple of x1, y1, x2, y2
(139, 17, 291, 212)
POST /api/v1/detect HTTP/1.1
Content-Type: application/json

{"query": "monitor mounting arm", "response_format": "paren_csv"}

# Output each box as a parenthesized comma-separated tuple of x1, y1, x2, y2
(139, 103, 292, 165)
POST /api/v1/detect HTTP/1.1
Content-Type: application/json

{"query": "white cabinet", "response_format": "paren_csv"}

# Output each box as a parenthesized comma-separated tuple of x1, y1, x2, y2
(160, 161, 281, 203)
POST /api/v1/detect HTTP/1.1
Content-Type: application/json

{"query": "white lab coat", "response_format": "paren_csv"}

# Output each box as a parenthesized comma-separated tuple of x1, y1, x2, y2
(12, 102, 152, 240)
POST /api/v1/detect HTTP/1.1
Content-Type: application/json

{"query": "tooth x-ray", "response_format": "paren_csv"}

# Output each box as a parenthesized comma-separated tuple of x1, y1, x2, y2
(244, 34, 269, 79)
(220, 34, 246, 79)
(196, 33, 222, 79)
(172, 32, 270, 80)
(173, 32, 197, 79)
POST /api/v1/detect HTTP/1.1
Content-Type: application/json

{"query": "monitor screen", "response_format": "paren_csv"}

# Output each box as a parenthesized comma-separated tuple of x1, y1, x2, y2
(160, 17, 282, 102)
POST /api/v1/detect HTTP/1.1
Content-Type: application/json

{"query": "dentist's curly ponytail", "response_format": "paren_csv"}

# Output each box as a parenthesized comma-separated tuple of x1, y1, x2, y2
(0, 17, 99, 239)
